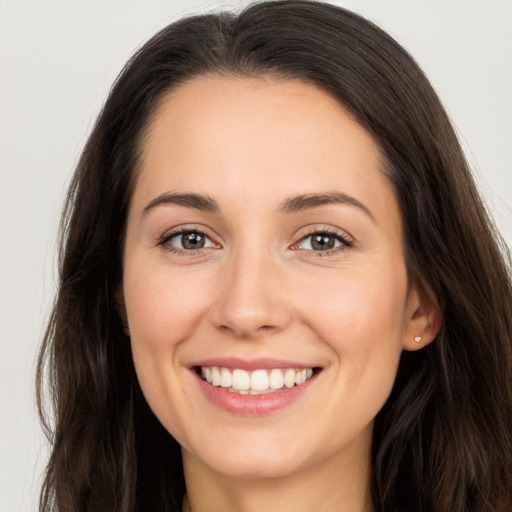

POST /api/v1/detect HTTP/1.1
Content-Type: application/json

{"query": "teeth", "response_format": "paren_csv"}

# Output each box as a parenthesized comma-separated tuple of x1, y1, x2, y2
(294, 369, 307, 385)
(220, 367, 232, 388)
(284, 369, 295, 388)
(211, 367, 221, 386)
(251, 369, 269, 391)
(232, 369, 250, 390)
(199, 366, 316, 394)
(269, 369, 284, 390)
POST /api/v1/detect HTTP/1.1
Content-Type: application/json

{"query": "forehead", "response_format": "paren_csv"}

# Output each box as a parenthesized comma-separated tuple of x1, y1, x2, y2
(132, 75, 400, 229)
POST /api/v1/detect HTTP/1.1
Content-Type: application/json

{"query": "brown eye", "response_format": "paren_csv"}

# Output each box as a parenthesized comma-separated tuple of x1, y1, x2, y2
(181, 231, 206, 249)
(297, 231, 351, 252)
(165, 230, 217, 251)
(311, 234, 336, 250)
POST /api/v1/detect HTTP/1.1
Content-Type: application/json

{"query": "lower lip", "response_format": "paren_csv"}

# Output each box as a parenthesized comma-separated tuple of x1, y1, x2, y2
(194, 371, 317, 416)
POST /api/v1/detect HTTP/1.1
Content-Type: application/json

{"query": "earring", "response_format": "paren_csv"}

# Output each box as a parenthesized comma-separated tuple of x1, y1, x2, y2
(414, 336, 422, 343)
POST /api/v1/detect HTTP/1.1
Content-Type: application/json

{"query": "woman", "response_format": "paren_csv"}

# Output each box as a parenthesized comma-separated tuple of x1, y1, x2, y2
(37, 1, 512, 511)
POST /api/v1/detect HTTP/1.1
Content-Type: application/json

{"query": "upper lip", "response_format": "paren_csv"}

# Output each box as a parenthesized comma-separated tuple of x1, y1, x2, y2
(191, 357, 321, 371)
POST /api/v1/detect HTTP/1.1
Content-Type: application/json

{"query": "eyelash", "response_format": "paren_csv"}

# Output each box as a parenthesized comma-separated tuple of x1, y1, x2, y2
(293, 227, 354, 258)
(157, 227, 219, 256)
(157, 226, 354, 257)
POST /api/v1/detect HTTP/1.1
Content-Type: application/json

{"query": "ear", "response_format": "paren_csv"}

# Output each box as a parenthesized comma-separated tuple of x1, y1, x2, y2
(402, 277, 442, 351)
(115, 284, 130, 337)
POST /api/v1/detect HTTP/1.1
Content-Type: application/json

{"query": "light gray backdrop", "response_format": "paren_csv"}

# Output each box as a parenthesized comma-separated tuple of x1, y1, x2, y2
(1, 1, 511, 510)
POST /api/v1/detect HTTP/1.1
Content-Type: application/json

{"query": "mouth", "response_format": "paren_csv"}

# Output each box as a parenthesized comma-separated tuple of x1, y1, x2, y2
(195, 366, 320, 395)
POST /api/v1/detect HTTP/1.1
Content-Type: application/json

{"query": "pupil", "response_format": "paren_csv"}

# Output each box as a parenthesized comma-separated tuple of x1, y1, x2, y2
(312, 234, 335, 250)
(182, 232, 205, 249)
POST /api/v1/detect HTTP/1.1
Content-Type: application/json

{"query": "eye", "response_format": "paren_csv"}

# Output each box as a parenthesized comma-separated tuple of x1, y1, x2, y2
(296, 230, 352, 252)
(162, 230, 218, 251)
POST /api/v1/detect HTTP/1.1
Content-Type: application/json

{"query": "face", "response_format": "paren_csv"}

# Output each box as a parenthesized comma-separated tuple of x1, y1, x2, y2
(121, 76, 426, 480)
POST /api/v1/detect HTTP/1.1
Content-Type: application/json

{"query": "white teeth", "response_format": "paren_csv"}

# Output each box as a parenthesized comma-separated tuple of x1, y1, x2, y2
(232, 369, 250, 390)
(284, 368, 296, 388)
(199, 365, 316, 394)
(250, 369, 269, 391)
(269, 369, 284, 390)
(211, 367, 221, 386)
(220, 367, 232, 388)
(228, 388, 250, 394)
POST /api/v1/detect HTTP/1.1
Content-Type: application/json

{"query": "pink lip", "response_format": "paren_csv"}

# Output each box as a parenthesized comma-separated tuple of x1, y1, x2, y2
(192, 366, 319, 416)
(191, 357, 316, 371)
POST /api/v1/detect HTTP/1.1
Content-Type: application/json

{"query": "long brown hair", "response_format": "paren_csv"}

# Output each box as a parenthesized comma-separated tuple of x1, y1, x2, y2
(37, 1, 512, 510)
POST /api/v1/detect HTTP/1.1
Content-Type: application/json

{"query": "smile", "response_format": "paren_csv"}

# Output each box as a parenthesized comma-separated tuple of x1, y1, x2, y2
(199, 366, 315, 395)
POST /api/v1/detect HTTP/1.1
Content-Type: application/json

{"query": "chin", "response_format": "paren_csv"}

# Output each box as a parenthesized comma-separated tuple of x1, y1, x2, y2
(207, 453, 308, 480)
(183, 430, 314, 479)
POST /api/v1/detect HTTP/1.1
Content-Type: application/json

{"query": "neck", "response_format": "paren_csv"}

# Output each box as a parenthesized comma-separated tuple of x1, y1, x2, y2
(181, 441, 373, 512)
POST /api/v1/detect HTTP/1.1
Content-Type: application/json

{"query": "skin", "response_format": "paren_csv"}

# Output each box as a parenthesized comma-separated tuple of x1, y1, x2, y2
(120, 76, 440, 512)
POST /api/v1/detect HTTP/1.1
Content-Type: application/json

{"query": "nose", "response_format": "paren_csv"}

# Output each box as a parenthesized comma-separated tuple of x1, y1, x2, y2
(210, 245, 292, 339)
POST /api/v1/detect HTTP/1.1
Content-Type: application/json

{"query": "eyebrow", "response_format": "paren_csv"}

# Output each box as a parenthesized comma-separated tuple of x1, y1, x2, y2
(279, 192, 375, 222)
(143, 192, 219, 215)
(142, 190, 375, 222)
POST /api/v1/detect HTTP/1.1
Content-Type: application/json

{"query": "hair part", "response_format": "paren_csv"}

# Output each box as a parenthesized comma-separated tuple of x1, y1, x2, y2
(38, 1, 512, 511)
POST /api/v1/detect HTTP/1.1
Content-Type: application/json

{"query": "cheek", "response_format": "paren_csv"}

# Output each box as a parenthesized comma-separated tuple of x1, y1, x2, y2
(305, 265, 406, 326)
(123, 260, 212, 411)
(123, 259, 216, 425)
(297, 266, 408, 441)
(124, 261, 212, 351)
(299, 264, 408, 377)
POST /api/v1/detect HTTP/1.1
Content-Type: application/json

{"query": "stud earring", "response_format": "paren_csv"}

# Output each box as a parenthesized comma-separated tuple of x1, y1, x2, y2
(414, 336, 422, 343)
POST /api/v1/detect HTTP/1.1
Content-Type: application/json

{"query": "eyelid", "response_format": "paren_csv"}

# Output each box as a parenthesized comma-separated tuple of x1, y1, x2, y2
(157, 225, 221, 254)
(290, 225, 354, 255)
(156, 223, 354, 257)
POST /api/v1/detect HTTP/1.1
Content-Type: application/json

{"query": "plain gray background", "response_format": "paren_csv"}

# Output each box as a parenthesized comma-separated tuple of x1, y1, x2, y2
(1, 1, 511, 510)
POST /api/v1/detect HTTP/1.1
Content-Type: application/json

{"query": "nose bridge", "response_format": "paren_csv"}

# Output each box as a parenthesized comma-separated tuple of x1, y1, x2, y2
(211, 235, 291, 338)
